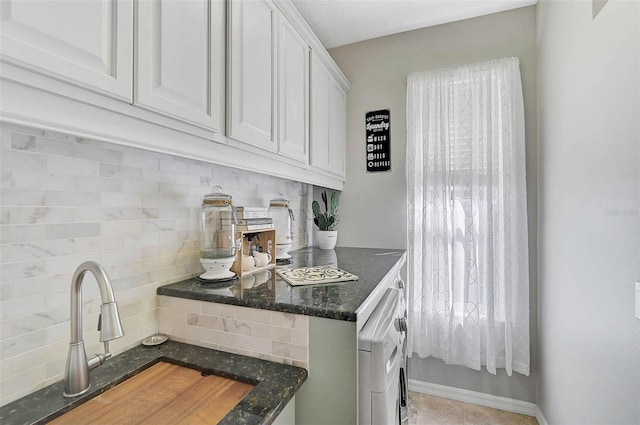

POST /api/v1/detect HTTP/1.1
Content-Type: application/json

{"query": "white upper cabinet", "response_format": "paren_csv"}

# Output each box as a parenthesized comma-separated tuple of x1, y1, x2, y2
(330, 80, 347, 177)
(0, 0, 350, 189)
(135, 0, 224, 131)
(228, 0, 278, 151)
(278, 15, 309, 163)
(0, 0, 133, 100)
(310, 52, 331, 171)
(310, 51, 347, 178)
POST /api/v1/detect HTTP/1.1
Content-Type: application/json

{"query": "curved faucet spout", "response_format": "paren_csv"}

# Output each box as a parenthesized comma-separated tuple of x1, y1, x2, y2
(64, 261, 124, 397)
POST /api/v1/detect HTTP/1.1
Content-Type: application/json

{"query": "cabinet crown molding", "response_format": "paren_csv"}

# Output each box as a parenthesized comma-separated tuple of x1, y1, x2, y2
(275, 0, 351, 92)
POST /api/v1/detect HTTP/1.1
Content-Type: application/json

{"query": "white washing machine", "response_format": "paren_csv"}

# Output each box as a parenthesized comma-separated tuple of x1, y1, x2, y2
(358, 286, 408, 425)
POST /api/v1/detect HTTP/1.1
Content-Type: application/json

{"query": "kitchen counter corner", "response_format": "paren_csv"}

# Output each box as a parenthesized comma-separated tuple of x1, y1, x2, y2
(158, 247, 407, 322)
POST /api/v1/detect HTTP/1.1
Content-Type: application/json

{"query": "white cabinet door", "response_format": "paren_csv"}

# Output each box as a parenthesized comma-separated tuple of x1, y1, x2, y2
(310, 52, 331, 171)
(228, 0, 277, 151)
(311, 52, 346, 177)
(0, 0, 133, 100)
(136, 0, 224, 131)
(278, 15, 309, 163)
(330, 81, 347, 177)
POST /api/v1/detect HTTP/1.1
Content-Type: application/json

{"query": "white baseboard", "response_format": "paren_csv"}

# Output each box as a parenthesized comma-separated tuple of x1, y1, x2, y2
(535, 405, 549, 425)
(408, 379, 538, 417)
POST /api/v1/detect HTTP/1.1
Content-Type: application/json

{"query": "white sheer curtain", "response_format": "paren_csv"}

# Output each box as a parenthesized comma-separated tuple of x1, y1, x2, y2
(405, 57, 530, 376)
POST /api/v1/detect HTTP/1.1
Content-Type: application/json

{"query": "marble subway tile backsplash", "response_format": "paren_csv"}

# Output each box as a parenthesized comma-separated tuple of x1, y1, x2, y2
(157, 296, 309, 369)
(0, 124, 312, 406)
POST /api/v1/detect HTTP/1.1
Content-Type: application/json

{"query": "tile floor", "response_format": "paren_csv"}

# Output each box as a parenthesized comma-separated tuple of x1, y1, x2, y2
(408, 391, 539, 425)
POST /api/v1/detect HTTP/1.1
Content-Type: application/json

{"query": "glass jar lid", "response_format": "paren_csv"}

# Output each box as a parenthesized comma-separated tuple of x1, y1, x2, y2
(269, 193, 290, 208)
(203, 185, 232, 206)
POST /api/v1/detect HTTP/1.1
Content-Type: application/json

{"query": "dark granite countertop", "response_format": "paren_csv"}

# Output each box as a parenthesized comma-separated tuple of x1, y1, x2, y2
(0, 341, 307, 425)
(158, 247, 406, 321)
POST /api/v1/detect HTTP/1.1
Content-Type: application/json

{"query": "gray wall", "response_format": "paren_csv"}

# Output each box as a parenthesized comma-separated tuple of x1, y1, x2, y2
(536, 0, 640, 423)
(328, 7, 538, 402)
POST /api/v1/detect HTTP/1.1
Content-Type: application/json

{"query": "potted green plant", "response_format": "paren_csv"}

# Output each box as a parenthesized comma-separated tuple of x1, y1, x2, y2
(312, 190, 340, 249)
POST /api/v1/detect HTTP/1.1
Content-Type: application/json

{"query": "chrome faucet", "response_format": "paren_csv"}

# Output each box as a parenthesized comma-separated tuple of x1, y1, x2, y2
(63, 261, 124, 397)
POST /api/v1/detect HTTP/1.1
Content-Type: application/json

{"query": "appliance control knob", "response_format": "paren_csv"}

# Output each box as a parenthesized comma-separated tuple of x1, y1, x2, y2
(397, 317, 408, 333)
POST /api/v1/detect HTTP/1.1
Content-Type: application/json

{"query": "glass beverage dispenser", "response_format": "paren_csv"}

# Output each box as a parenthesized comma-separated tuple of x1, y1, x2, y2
(268, 193, 295, 263)
(199, 186, 237, 280)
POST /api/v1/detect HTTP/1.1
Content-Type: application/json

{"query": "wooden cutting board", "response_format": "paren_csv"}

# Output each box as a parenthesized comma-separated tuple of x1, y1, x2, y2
(50, 362, 255, 425)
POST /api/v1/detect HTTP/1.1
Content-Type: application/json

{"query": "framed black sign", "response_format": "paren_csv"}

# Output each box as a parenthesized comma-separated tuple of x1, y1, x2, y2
(365, 109, 391, 172)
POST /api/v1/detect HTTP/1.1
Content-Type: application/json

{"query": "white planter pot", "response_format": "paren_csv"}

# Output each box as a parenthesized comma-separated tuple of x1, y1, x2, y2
(316, 230, 338, 250)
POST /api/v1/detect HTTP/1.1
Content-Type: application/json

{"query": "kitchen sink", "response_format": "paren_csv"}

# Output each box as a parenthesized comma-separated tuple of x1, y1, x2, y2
(49, 361, 255, 425)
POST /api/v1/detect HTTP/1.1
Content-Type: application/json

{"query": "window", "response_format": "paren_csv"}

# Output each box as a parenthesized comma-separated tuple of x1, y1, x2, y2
(406, 57, 530, 376)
